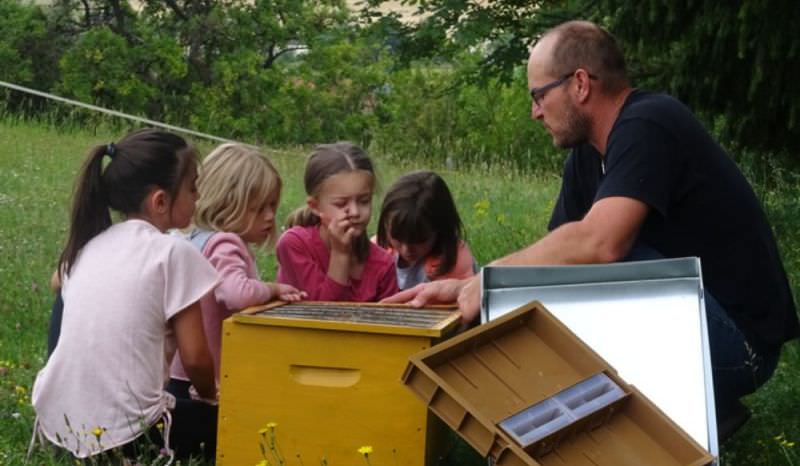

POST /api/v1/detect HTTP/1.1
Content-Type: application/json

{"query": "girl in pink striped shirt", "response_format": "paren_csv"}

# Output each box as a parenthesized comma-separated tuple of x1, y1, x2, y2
(170, 143, 305, 396)
(277, 142, 399, 301)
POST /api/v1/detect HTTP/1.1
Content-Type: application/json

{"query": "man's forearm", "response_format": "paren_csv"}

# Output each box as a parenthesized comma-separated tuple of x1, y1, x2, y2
(491, 221, 624, 267)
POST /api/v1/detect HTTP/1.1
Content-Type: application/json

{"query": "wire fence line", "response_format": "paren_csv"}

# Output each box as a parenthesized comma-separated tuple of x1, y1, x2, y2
(0, 79, 280, 152)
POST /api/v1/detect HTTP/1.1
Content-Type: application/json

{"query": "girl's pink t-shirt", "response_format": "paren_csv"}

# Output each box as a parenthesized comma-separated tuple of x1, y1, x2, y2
(276, 225, 399, 301)
(171, 232, 273, 382)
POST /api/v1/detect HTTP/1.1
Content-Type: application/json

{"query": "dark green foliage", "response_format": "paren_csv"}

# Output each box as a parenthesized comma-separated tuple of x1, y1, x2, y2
(372, 58, 562, 172)
(602, 0, 800, 154)
(0, 0, 565, 172)
(359, 0, 579, 83)
(367, 0, 800, 155)
(0, 1, 67, 109)
(58, 26, 187, 117)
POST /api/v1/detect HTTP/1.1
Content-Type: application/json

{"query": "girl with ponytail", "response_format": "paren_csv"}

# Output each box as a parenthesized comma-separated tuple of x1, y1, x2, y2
(32, 129, 220, 462)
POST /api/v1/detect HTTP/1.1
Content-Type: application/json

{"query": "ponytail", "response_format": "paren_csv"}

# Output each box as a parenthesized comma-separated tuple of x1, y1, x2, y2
(283, 206, 369, 262)
(284, 206, 320, 228)
(58, 145, 113, 276)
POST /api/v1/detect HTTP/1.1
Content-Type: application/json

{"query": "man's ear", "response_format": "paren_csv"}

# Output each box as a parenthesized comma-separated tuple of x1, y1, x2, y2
(575, 68, 592, 104)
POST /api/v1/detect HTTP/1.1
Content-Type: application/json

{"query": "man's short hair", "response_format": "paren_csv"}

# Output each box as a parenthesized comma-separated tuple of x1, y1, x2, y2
(544, 20, 629, 94)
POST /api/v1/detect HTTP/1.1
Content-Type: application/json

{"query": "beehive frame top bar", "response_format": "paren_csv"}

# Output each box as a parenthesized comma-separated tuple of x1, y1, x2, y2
(234, 301, 461, 337)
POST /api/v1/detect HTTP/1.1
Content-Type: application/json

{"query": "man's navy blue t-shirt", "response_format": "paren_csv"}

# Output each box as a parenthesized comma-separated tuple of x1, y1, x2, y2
(548, 90, 798, 349)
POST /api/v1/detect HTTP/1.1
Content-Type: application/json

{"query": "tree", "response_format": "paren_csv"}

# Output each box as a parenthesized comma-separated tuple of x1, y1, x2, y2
(0, 1, 66, 94)
(363, 0, 800, 154)
(601, 0, 800, 155)
(358, 0, 584, 82)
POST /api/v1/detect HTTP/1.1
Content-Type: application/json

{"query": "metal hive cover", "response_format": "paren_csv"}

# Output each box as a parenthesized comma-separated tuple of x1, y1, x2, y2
(480, 257, 719, 463)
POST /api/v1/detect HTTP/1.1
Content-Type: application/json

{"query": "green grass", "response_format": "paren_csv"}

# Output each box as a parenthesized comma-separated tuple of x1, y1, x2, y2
(0, 117, 798, 465)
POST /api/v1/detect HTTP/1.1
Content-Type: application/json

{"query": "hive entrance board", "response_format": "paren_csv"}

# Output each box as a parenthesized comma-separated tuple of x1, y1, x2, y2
(242, 301, 458, 329)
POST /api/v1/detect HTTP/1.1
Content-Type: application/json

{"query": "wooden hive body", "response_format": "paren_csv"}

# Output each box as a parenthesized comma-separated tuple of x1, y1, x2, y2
(216, 301, 460, 466)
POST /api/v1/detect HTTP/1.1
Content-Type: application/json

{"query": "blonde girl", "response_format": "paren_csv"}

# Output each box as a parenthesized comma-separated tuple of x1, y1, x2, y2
(276, 142, 399, 301)
(170, 143, 305, 397)
(32, 129, 219, 461)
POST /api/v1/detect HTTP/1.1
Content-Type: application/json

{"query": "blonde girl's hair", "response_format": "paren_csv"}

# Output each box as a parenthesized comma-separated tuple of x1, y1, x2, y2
(285, 141, 375, 262)
(194, 143, 282, 247)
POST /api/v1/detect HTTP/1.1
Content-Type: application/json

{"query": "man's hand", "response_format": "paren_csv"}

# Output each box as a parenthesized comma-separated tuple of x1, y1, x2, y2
(382, 277, 483, 327)
(456, 275, 481, 324)
(381, 278, 466, 307)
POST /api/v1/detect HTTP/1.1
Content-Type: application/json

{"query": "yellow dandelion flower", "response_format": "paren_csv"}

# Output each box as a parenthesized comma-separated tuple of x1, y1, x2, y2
(91, 427, 104, 439)
(358, 445, 373, 456)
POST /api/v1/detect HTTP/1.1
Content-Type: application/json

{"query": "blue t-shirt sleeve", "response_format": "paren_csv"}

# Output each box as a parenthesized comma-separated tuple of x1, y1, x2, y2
(596, 119, 673, 218)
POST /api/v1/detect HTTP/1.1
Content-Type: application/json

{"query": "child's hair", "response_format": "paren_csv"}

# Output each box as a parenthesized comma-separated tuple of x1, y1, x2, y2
(193, 143, 282, 246)
(376, 171, 465, 278)
(285, 141, 376, 262)
(58, 128, 197, 276)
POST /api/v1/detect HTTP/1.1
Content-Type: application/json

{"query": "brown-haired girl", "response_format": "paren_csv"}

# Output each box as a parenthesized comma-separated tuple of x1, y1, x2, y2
(32, 129, 219, 462)
(276, 142, 399, 301)
(376, 170, 477, 290)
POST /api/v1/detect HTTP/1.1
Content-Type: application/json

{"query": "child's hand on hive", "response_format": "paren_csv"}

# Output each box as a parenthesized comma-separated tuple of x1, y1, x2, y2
(271, 283, 307, 302)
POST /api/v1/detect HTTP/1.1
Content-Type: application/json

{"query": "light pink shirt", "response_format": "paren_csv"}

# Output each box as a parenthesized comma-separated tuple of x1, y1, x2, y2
(276, 225, 399, 301)
(171, 232, 273, 382)
(32, 220, 219, 457)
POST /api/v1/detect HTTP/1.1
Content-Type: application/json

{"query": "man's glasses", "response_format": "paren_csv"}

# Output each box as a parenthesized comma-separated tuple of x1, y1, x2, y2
(530, 71, 598, 107)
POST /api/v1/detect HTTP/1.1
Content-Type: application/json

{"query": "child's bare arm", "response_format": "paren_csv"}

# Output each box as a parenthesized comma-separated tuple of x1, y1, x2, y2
(50, 269, 61, 291)
(172, 302, 216, 400)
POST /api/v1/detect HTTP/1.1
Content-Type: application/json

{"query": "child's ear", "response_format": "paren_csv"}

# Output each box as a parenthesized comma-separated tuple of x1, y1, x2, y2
(306, 196, 319, 215)
(149, 189, 170, 215)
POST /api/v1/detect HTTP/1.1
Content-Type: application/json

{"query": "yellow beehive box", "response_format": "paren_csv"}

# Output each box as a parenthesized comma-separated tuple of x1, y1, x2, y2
(217, 301, 461, 466)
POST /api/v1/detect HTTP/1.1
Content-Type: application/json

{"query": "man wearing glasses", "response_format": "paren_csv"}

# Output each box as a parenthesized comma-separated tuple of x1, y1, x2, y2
(386, 20, 799, 441)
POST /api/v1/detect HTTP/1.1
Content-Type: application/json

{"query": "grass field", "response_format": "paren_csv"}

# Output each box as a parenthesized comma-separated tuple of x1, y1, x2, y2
(1, 118, 798, 465)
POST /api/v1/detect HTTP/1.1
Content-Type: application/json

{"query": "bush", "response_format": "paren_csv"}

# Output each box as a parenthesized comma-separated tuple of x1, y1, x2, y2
(371, 60, 562, 173)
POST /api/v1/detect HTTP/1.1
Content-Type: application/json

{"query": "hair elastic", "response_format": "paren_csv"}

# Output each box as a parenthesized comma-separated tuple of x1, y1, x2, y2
(106, 143, 116, 159)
